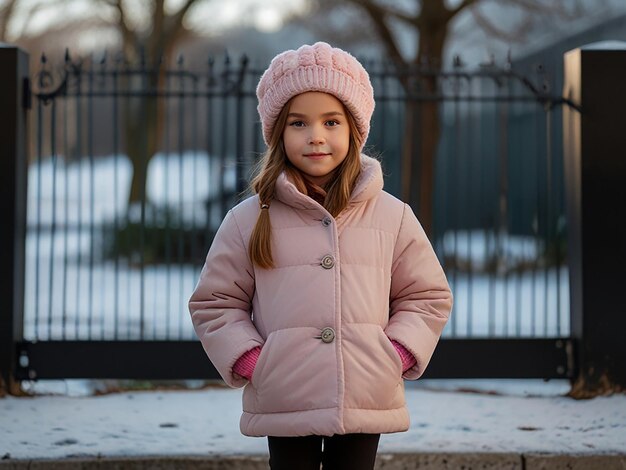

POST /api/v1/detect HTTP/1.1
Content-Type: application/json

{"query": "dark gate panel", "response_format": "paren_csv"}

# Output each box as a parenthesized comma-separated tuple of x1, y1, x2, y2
(14, 338, 573, 380)
(8, 49, 579, 382)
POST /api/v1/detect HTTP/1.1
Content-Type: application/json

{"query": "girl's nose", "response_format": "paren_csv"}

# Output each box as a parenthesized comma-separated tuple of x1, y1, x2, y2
(308, 131, 326, 145)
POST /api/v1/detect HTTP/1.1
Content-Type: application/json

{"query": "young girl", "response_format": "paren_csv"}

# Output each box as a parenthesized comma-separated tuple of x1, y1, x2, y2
(189, 42, 453, 470)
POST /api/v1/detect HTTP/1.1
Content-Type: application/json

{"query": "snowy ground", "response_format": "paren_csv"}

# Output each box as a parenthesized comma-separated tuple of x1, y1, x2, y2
(1, 379, 625, 461)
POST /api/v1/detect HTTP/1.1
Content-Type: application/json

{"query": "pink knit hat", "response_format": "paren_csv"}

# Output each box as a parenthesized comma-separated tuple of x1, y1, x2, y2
(256, 42, 375, 150)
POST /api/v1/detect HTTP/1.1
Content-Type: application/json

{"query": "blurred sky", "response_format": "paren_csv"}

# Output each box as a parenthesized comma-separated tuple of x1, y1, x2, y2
(6, 0, 310, 40)
(5, 0, 626, 64)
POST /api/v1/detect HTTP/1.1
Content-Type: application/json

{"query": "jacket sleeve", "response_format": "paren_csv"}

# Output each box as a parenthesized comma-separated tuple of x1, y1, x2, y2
(385, 203, 453, 380)
(188, 209, 264, 388)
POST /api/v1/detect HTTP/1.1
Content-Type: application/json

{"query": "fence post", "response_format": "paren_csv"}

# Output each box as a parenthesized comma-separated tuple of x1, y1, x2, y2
(0, 44, 29, 396)
(563, 41, 626, 396)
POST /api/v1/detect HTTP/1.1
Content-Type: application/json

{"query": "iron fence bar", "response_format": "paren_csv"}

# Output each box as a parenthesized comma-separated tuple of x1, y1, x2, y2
(32, 58, 582, 110)
(47, 100, 58, 339)
(235, 55, 247, 197)
(35, 84, 44, 339)
(465, 80, 475, 337)
(499, 77, 511, 335)
(482, 79, 492, 336)
(73, 59, 83, 340)
(139, 56, 148, 341)
(377, 61, 387, 157)
(61, 88, 69, 341)
(36, 89, 576, 104)
(164, 68, 173, 341)
(487, 92, 498, 336)
(553, 106, 564, 337)
(513, 97, 522, 337)
(123, 59, 131, 339)
(112, 55, 120, 341)
(88, 54, 97, 340)
(545, 102, 553, 337)
(450, 84, 460, 336)
(190, 69, 200, 332)
(252, 114, 261, 162)
(204, 57, 215, 264)
(98, 56, 110, 339)
(177, 57, 186, 340)
(531, 102, 540, 337)
(218, 54, 230, 219)
(31, 63, 569, 83)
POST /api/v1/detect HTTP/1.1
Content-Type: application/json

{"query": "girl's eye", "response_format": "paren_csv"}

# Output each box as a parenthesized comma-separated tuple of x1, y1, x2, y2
(326, 120, 339, 127)
(289, 121, 305, 127)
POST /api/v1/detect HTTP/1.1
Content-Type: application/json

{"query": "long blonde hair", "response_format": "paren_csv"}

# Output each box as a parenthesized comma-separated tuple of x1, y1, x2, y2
(248, 96, 363, 269)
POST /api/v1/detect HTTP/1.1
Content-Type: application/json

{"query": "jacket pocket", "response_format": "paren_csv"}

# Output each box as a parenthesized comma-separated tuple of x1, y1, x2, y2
(242, 333, 274, 413)
(249, 333, 274, 388)
(379, 328, 404, 378)
(342, 323, 404, 410)
(252, 327, 339, 414)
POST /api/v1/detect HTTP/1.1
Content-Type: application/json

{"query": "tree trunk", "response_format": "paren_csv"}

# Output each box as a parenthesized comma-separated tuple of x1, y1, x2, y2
(400, 21, 447, 240)
(124, 61, 166, 209)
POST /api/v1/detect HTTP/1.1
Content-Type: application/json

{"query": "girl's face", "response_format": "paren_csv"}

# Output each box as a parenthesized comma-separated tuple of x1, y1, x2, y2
(283, 91, 350, 187)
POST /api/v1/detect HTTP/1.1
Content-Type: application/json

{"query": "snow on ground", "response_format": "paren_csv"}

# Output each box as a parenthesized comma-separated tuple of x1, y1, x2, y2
(1, 380, 625, 460)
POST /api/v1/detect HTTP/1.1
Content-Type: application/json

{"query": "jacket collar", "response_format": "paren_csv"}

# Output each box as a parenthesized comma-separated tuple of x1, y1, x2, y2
(273, 154, 383, 211)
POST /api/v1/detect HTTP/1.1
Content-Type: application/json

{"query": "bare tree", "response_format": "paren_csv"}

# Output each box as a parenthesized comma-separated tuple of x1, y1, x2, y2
(95, 0, 206, 208)
(305, 0, 587, 239)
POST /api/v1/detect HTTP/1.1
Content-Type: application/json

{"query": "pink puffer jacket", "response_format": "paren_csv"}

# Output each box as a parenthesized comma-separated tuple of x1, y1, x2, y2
(188, 155, 453, 437)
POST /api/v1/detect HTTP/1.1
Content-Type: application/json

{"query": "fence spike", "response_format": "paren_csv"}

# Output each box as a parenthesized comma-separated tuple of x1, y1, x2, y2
(207, 55, 216, 87)
(177, 54, 184, 66)
(40, 52, 47, 65)
(100, 50, 107, 65)
(64, 48, 71, 64)
(139, 46, 146, 69)
(505, 48, 512, 70)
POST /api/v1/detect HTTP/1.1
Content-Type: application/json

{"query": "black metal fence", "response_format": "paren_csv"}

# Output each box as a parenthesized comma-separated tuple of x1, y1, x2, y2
(2, 46, 581, 384)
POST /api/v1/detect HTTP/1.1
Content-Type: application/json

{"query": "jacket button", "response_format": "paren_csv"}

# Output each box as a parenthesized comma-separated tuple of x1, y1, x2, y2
(320, 327, 335, 343)
(322, 217, 332, 227)
(321, 254, 335, 269)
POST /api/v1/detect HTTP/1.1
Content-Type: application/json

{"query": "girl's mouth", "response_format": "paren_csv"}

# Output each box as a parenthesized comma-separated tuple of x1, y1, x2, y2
(304, 153, 330, 159)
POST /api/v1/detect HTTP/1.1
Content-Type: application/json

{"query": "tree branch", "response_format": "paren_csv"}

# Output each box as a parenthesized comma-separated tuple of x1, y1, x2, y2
(382, 4, 419, 27)
(506, 0, 586, 20)
(161, 0, 198, 52)
(110, 0, 135, 51)
(343, 0, 407, 67)
(290, 5, 372, 48)
(446, 0, 480, 21)
(470, 4, 534, 43)
(0, 0, 19, 41)
(168, 0, 197, 34)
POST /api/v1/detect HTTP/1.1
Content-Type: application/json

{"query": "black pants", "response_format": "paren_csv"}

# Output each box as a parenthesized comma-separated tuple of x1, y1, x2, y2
(267, 433, 380, 470)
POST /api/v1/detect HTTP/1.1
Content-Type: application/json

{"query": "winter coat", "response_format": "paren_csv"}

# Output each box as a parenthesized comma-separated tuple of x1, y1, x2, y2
(188, 154, 453, 437)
